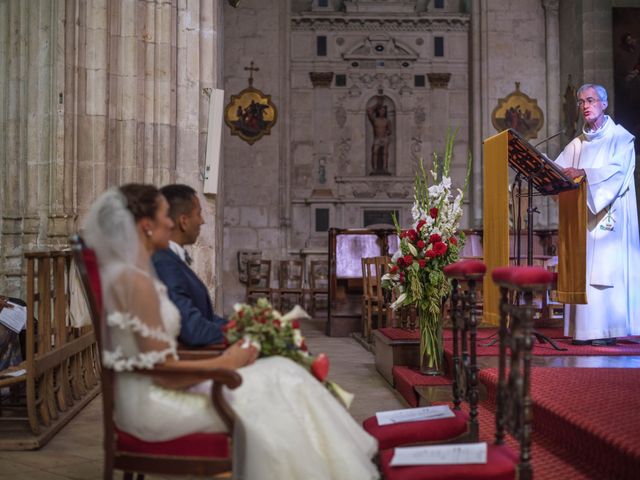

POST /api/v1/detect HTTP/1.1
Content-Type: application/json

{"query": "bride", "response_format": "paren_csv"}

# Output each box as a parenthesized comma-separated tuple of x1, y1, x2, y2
(83, 184, 378, 480)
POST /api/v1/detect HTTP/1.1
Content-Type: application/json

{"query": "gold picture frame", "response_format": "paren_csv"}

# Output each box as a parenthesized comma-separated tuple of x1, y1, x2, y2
(491, 82, 544, 140)
(224, 86, 278, 145)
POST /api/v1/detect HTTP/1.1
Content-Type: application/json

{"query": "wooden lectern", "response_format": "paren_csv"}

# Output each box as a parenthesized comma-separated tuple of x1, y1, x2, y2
(483, 129, 586, 327)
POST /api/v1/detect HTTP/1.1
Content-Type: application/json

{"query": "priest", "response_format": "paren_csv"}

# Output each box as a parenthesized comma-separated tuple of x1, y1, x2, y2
(556, 83, 640, 346)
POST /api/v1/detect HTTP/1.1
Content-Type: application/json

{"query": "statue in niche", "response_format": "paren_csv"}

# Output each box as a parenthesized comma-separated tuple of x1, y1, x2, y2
(367, 96, 392, 175)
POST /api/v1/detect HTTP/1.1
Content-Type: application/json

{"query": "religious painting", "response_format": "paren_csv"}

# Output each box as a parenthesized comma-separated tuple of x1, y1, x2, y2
(224, 86, 277, 145)
(562, 75, 579, 138)
(491, 82, 544, 140)
(613, 8, 640, 152)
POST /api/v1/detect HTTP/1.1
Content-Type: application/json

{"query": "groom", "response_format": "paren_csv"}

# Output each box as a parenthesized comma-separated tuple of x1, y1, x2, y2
(152, 184, 227, 347)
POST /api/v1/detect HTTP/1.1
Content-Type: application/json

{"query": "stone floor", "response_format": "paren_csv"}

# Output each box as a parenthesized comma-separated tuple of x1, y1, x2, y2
(0, 316, 404, 479)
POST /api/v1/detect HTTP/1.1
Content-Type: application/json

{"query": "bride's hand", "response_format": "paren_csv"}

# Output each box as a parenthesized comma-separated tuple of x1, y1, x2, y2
(221, 342, 259, 369)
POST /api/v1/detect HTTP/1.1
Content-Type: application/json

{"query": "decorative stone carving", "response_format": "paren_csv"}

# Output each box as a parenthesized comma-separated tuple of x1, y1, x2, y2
(414, 106, 426, 125)
(343, 34, 418, 62)
(337, 137, 352, 169)
(335, 106, 347, 128)
(292, 16, 471, 33)
(427, 73, 452, 88)
(411, 135, 423, 161)
(309, 71, 335, 87)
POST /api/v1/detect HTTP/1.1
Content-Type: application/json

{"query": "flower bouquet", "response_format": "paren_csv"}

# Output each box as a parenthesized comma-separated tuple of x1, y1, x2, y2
(382, 131, 471, 373)
(224, 298, 354, 408)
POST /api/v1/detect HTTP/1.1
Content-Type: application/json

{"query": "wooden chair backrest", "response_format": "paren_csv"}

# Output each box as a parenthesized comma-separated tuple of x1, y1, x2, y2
(246, 260, 271, 290)
(69, 235, 117, 470)
(362, 256, 390, 302)
(495, 286, 534, 480)
(309, 260, 329, 290)
(278, 260, 303, 290)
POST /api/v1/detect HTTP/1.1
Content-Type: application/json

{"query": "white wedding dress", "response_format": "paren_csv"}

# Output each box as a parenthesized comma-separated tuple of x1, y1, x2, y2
(103, 272, 379, 480)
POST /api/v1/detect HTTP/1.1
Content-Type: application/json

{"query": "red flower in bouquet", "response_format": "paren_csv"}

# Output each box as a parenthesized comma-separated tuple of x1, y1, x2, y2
(403, 254, 413, 264)
(426, 249, 437, 259)
(311, 353, 329, 381)
(418, 259, 427, 268)
(433, 241, 448, 256)
(417, 240, 426, 249)
(429, 233, 442, 244)
(429, 207, 439, 219)
(450, 236, 458, 246)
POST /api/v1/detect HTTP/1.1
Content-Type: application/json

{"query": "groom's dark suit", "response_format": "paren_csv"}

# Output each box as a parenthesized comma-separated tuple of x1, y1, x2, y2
(152, 248, 226, 346)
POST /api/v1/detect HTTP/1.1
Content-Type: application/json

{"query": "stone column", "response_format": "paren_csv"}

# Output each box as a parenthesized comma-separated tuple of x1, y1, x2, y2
(469, 0, 484, 229)
(542, 0, 561, 158)
(309, 72, 335, 186)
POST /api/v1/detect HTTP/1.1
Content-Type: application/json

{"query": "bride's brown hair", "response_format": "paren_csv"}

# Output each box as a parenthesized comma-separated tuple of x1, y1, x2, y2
(119, 184, 161, 222)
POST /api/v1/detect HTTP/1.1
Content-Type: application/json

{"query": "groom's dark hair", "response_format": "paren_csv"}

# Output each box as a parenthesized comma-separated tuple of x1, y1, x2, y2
(160, 184, 198, 221)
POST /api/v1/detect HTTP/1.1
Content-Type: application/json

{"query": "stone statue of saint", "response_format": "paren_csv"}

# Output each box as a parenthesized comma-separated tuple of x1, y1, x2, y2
(367, 98, 391, 175)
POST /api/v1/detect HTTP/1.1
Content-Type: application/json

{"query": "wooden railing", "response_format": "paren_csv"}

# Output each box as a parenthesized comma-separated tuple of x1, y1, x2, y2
(0, 250, 100, 450)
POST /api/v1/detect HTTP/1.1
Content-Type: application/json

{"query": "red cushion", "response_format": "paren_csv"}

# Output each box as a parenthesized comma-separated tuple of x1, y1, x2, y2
(491, 266, 555, 290)
(82, 247, 103, 314)
(363, 410, 469, 450)
(444, 260, 487, 280)
(380, 443, 518, 480)
(116, 428, 230, 458)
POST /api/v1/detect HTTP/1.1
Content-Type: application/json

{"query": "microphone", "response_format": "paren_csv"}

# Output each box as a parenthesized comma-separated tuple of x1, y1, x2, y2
(533, 128, 567, 149)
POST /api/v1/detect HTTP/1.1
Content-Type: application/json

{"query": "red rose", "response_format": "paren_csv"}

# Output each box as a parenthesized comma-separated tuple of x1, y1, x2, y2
(433, 241, 448, 256)
(273, 319, 281, 328)
(417, 240, 425, 249)
(399, 272, 405, 283)
(311, 353, 330, 381)
(450, 236, 458, 245)
(408, 230, 418, 242)
(426, 249, 437, 259)
(416, 219, 426, 231)
(403, 254, 413, 264)
(223, 320, 237, 333)
(390, 265, 399, 273)
(237, 310, 244, 318)
(418, 259, 427, 268)
(429, 233, 442, 244)
(258, 317, 267, 324)
(396, 257, 405, 267)
(429, 207, 439, 219)
(300, 340, 308, 351)
(292, 320, 301, 329)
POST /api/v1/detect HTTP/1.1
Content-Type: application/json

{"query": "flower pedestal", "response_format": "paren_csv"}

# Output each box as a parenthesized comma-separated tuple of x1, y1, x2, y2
(418, 305, 444, 376)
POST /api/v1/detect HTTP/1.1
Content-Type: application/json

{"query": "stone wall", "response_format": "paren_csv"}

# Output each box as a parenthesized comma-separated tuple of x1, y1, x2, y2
(0, 0, 224, 301)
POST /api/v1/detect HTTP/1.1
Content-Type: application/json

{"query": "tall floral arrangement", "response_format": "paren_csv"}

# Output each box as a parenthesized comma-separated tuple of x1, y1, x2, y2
(382, 131, 471, 372)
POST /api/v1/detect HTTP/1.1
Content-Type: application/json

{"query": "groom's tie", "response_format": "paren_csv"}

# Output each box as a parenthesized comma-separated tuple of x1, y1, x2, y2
(184, 250, 193, 266)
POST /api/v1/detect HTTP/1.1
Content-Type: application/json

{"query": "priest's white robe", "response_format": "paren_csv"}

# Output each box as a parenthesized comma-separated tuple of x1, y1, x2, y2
(555, 116, 640, 340)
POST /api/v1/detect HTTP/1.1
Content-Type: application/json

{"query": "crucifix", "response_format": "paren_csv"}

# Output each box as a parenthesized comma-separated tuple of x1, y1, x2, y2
(244, 61, 259, 87)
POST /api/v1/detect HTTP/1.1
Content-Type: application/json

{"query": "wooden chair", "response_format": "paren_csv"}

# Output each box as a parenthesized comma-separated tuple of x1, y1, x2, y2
(378, 265, 553, 480)
(361, 256, 391, 341)
(275, 259, 304, 312)
(70, 235, 242, 480)
(245, 259, 272, 304)
(363, 260, 486, 450)
(307, 260, 329, 317)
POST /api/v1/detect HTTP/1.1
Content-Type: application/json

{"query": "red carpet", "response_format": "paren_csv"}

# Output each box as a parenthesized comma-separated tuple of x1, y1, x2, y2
(480, 368, 640, 480)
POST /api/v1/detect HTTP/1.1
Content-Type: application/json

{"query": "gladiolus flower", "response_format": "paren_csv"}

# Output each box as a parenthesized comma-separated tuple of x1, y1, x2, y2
(430, 207, 439, 219)
(311, 353, 330, 381)
(429, 233, 442, 244)
(433, 241, 448, 256)
(417, 240, 425, 249)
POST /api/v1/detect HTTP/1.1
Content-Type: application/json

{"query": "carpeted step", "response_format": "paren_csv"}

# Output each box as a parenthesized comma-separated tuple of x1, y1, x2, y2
(391, 366, 451, 407)
(479, 368, 640, 480)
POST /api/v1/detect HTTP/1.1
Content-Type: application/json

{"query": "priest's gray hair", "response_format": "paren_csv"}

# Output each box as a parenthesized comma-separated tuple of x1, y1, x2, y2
(577, 83, 608, 103)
